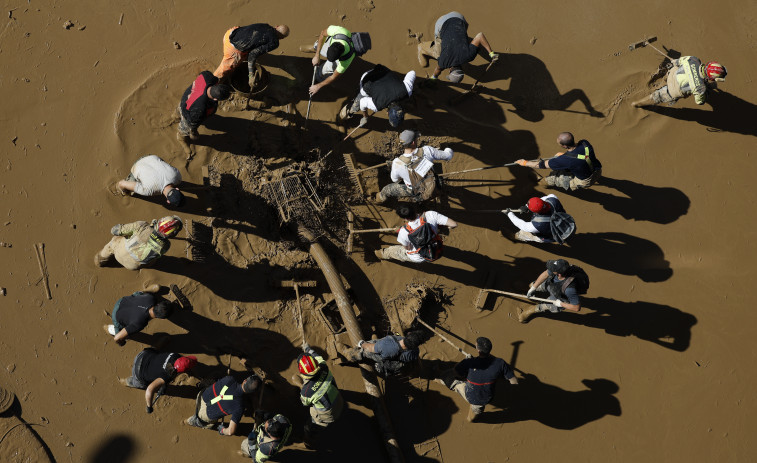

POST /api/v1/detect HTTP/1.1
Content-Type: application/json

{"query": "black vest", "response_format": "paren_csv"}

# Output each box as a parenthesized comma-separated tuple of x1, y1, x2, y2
(362, 65, 409, 111)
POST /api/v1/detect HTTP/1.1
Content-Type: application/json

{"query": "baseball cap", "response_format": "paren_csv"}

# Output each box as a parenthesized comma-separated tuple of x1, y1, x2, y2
(547, 259, 570, 275)
(399, 130, 418, 146)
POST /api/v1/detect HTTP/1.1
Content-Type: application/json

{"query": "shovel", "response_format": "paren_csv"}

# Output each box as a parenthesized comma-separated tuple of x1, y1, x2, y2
(449, 58, 498, 105)
(305, 68, 317, 126)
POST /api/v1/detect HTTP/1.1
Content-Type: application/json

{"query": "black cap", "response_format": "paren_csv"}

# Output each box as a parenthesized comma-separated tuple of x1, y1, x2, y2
(547, 259, 570, 275)
(326, 42, 344, 62)
(166, 188, 184, 208)
(476, 337, 492, 355)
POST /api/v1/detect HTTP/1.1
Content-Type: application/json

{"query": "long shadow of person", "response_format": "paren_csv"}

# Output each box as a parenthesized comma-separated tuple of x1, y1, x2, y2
(646, 90, 757, 137)
(572, 176, 690, 224)
(461, 53, 604, 122)
(88, 434, 136, 463)
(483, 373, 621, 428)
(522, 231, 673, 283)
(552, 296, 697, 352)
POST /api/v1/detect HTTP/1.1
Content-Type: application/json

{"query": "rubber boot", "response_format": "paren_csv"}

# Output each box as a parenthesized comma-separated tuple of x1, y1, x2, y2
(518, 305, 539, 323)
(467, 406, 479, 422)
(374, 191, 386, 203)
(338, 104, 350, 121)
(143, 283, 160, 294)
(299, 44, 315, 53)
(374, 249, 385, 260)
(291, 374, 304, 387)
(94, 251, 109, 267)
(417, 44, 429, 67)
(631, 94, 655, 108)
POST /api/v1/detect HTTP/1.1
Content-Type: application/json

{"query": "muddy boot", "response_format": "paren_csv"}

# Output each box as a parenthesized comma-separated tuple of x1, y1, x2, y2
(338, 104, 351, 121)
(176, 132, 193, 158)
(104, 324, 116, 336)
(517, 305, 540, 323)
(143, 283, 160, 294)
(374, 191, 386, 203)
(417, 44, 429, 67)
(303, 422, 319, 449)
(467, 406, 479, 422)
(299, 44, 315, 53)
(631, 94, 655, 108)
(374, 249, 385, 260)
(94, 251, 110, 267)
(291, 374, 304, 387)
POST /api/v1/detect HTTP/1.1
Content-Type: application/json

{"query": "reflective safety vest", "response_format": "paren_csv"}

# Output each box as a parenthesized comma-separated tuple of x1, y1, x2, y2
(303, 369, 337, 411)
(564, 145, 594, 171)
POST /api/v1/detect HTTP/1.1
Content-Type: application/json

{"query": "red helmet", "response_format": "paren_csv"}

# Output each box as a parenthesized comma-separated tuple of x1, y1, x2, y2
(156, 216, 183, 238)
(527, 197, 551, 214)
(298, 353, 320, 376)
(705, 62, 727, 81)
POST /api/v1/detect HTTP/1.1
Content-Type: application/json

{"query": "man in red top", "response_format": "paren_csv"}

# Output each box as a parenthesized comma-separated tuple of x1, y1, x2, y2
(177, 71, 232, 145)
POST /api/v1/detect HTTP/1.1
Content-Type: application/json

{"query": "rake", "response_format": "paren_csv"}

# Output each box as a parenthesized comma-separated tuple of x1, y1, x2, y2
(346, 211, 397, 253)
(342, 153, 386, 197)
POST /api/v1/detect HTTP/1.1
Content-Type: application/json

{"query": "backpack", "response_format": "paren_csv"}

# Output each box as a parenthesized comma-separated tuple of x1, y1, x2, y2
(404, 214, 444, 262)
(399, 156, 436, 201)
(561, 266, 590, 295)
(549, 212, 576, 244)
(333, 32, 372, 60)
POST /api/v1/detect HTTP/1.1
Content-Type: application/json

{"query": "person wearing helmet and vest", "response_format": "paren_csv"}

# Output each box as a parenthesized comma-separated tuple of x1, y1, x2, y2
(94, 216, 183, 270)
(376, 130, 454, 203)
(515, 132, 602, 191)
(291, 344, 344, 447)
(240, 413, 292, 461)
(185, 374, 261, 436)
(339, 64, 416, 128)
(119, 348, 197, 414)
(417, 11, 499, 83)
(518, 259, 587, 323)
(104, 289, 173, 346)
(304, 25, 356, 96)
(632, 57, 727, 107)
(505, 195, 566, 243)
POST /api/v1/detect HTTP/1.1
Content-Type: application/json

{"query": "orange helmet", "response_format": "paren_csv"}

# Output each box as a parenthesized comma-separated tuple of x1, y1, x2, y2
(156, 216, 183, 238)
(705, 62, 727, 82)
(297, 353, 320, 376)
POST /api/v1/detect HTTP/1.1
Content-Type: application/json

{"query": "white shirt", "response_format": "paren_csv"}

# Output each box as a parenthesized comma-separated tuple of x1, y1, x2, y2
(390, 146, 454, 187)
(507, 194, 557, 234)
(396, 211, 449, 263)
(131, 155, 182, 196)
(358, 70, 416, 112)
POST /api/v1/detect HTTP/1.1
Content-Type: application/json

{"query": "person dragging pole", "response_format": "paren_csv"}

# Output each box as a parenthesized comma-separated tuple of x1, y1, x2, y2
(518, 259, 589, 323)
(505, 195, 575, 244)
(375, 204, 457, 263)
(515, 132, 602, 191)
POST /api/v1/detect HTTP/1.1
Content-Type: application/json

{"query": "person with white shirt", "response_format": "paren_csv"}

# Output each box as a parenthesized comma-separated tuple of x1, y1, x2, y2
(375, 204, 457, 263)
(376, 130, 453, 203)
(339, 64, 416, 128)
(117, 155, 184, 208)
(505, 194, 566, 243)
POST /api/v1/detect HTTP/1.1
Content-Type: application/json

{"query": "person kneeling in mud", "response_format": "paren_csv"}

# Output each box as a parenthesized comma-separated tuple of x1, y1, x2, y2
(239, 413, 292, 461)
(517, 259, 589, 323)
(375, 205, 457, 263)
(120, 348, 197, 414)
(341, 331, 425, 377)
(375, 129, 453, 204)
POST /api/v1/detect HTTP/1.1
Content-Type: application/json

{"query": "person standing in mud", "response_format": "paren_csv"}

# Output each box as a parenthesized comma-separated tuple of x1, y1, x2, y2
(291, 344, 344, 447)
(417, 11, 499, 83)
(375, 129, 454, 203)
(515, 132, 602, 191)
(437, 337, 518, 422)
(119, 348, 197, 413)
(339, 65, 416, 128)
(303, 25, 357, 96)
(94, 216, 183, 270)
(212, 23, 290, 82)
(117, 154, 184, 207)
(177, 71, 232, 149)
(518, 259, 588, 323)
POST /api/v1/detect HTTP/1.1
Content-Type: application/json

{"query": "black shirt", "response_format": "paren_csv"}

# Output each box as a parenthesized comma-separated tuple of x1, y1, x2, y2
(202, 376, 246, 423)
(544, 140, 602, 179)
(180, 71, 219, 127)
(454, 355, 515, 405)
(115, 292, 154, 335)
(230, 23, 279, 73)
(438, 17, 478, 70)
(138, 350, 178, 385)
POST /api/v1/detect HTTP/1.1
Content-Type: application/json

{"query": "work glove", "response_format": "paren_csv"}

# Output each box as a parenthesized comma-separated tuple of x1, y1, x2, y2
(518, 206, 529, 214)
(553, 300, 563, 308)
(359, 116, 369, 127)
(217, 424, 227, 435)
(443, 147, 454, 157)
(146, 406, 153, 414)
(516, 159, 528, 166)
(110, 224, 122, 235)
(526, 285, 536, 298)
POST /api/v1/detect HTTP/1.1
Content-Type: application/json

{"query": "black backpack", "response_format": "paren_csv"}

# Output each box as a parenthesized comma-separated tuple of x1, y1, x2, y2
(405, 214, 444, 262)
(333, 32, 372, 60)
(562, 266, 590, 294)
(549, 212, 576, 244)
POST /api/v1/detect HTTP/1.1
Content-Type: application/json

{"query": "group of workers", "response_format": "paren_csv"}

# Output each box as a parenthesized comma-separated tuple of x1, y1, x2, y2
(92, 9, 728, 460)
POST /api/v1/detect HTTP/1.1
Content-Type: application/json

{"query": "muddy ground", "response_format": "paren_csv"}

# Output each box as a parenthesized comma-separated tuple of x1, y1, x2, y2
(2, 0, 757, 461)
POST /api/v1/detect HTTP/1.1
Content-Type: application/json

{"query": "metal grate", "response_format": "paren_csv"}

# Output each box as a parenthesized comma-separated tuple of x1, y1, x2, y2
(263, 173, 324, 223)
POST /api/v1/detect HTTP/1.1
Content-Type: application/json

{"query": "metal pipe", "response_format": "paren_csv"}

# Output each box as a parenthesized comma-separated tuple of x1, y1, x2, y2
(298, 226, 405, 463)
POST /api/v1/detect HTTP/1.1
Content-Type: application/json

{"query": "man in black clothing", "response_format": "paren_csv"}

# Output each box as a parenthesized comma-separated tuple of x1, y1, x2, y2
(418, 12, 498, 82)
(339, 65, 416, 128)
(177, 71, 232, 143)
(438, 337, 519, 422)
(104, 291, 173, 346)
(185, 374, 261, 437)
(120, 348, 198, 414)
(213, 23, 289, 84)
(515, 132, 603, 191)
